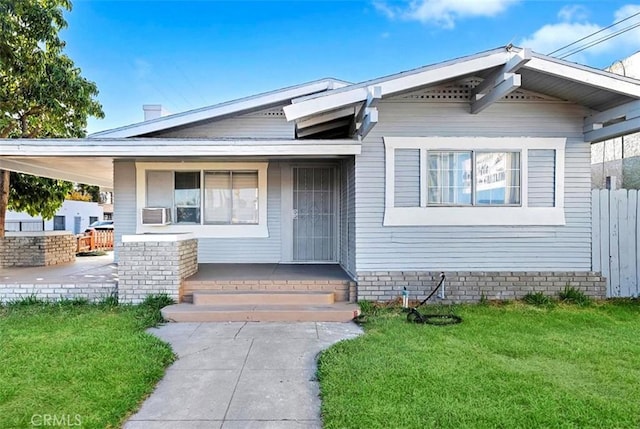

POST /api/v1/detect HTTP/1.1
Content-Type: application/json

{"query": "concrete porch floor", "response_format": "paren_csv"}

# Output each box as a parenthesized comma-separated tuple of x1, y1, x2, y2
(0, 252, 117, 284)
(187, 264, 352, 282)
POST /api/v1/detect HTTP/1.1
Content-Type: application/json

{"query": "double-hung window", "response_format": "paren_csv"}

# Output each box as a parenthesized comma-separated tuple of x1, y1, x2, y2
(427, 151, 521, 206)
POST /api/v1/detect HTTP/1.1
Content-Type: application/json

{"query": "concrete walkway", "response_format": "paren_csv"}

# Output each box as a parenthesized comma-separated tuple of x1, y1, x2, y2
(124, 322, 363, 429)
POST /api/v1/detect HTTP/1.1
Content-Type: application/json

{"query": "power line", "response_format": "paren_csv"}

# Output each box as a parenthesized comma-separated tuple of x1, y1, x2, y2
(547, 10, 640, 56)
(558, 20, 640, 59)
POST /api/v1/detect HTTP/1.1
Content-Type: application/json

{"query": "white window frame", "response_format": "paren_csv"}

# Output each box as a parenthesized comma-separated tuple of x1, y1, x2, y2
(384, 137, 565, 226)
(136, 162, 269, 237)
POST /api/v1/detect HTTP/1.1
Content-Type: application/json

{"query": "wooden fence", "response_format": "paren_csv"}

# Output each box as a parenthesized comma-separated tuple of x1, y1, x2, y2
(592, 189, 640, 297)
(77, 230, 114, 253)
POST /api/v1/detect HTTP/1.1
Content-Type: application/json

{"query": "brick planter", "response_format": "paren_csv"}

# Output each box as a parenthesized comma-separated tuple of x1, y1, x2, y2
(0, 232, 76, 267)
(117, 234, 198, 304)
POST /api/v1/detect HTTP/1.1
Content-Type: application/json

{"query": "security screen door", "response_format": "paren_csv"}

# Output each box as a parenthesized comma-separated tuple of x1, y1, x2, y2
(292, 167, 336, 262)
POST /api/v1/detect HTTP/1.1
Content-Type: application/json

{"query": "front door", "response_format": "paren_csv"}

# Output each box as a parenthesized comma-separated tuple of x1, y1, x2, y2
(292, 167, 336, 262)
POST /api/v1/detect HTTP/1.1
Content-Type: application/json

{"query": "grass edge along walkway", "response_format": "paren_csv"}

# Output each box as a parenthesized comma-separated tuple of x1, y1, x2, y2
(0, 295, 176, 429)
(318, 299, 640, 429)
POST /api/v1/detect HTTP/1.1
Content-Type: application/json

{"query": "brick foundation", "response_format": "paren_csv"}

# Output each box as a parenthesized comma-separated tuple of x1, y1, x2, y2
(0, 232, 76, 267)
(356, 271, 607, 302)
(117, 234, 198, 304)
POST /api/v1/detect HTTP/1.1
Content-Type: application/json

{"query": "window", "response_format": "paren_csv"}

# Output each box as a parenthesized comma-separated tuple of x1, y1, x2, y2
(138, 162, 269, 238)
(383, 137, 566, 226)
(174, 172, 200, 224)
(53, 216, 65, 231)
(89, 216, 99, 224)
(427, 151, 521, 206)
(204, 171, 259, 224)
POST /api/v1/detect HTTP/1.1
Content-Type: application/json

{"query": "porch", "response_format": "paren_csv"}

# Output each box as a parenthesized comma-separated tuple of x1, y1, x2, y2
(164, 263, 359, 322)
(0, 252, 117, 303)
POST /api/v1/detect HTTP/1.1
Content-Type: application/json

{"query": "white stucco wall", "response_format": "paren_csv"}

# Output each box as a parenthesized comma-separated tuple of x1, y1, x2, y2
(5, 200, 104, 233)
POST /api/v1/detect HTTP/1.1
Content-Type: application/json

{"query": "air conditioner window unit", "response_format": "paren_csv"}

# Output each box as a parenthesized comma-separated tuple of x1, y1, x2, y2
(141, 207, 172, 226)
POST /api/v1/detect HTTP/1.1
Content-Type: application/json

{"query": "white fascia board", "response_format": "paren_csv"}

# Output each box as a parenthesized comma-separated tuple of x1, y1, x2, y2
(525, 56, 640, 98)
(0, 139, 361, 156)
(284, 51, 511, 121)
(90, 79, 348, 138)
(284, 88, 369, 121)
(471, 73, 521, 114)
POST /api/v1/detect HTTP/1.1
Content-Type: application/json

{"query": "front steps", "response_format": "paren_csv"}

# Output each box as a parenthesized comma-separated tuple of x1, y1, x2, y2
(162, 280, 360, 322)
(162, 302, 360, 322)
(192, 290, 335, 306)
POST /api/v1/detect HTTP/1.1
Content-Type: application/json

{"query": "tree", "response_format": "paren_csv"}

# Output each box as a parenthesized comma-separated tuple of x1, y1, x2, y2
(0, 0, 104, 236)
(75, 183, 100, 202)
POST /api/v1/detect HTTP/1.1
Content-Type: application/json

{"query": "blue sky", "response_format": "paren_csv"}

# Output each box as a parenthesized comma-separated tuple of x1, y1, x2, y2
(59, 1, 640, 134)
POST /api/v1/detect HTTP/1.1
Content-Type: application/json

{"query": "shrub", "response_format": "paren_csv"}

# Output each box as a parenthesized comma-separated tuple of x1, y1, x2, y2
(559, 285, 592, 306)
(523, 292, 554, 307)
(135, 294, 175, 328)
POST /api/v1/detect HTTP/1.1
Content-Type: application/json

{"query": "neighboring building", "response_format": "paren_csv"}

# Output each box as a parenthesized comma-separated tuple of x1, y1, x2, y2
(2, 46, 640, 305)
(5, 200, 104, 233)
(592, 50, 640, 189)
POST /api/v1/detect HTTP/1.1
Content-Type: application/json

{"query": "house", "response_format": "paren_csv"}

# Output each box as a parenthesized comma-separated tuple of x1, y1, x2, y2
(591, 50, 640, 189)
(2, 46, 640, 317)
(5, 200, 104, 233)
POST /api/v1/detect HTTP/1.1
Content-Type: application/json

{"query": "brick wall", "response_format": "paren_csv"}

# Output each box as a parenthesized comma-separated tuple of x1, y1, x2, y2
(0, 232, 76, 267)
(356, 271, 607, 302)
(117, 235, 198, 304)
(0, 283, 117, 304)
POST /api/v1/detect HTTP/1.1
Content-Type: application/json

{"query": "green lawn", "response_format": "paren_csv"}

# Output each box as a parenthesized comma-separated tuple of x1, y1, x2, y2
(318, 300, 640, 429)
(0, 297, 175, 429)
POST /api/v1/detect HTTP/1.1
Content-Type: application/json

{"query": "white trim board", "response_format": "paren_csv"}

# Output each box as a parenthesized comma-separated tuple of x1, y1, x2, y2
(383, 137, 566, 226)
(0, 139, 361, 157)
(135, 161, 269, 238)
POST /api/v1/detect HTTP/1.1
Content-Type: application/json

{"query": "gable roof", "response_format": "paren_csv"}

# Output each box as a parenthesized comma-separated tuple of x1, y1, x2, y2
(90, 46, 640, 143)
(89, 78, 351, 139)
(282, 46, 640, 142)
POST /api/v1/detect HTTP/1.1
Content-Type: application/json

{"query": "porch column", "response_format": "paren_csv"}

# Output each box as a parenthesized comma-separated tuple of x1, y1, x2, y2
(118, 233, 198, 304)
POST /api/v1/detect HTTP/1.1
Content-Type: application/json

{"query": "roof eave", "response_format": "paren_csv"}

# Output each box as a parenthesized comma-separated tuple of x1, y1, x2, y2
(89, 78, 351, 139)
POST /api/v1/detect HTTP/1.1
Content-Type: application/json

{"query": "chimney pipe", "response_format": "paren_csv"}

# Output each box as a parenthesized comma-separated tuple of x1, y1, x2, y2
(143, 104, 164, 121)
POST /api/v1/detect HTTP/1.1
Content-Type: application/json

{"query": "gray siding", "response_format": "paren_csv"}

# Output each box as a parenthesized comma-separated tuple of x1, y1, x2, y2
(197, 162, 282, 262)
(150, 109, 293, 139)
(355, 98, 592, 272)
(394, 149, 420, 207)
(528, 149, 555, 207)
(339, 158, 356, 277)
(113, 160, 137, 262)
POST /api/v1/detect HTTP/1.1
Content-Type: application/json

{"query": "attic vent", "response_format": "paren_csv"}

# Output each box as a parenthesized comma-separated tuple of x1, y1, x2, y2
(141, 207, 171, 226)
(245, 108, 286, 117)
(401, 78, 481, 101)
(401, 78, 562, 103)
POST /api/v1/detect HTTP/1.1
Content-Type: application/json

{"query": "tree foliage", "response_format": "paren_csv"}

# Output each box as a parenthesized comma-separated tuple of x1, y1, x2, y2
(8, 172, 73, 219)
(0, 0, 104, 234)
(75, 183, 100, 202)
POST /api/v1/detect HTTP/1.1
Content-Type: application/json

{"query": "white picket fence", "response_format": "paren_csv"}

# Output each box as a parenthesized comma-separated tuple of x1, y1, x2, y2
(592, 189, 640, 297)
